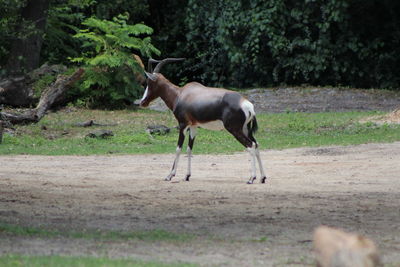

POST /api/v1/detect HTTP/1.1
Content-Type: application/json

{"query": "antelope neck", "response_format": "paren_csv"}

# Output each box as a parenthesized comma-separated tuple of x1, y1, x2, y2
(158, 81, 181, 111)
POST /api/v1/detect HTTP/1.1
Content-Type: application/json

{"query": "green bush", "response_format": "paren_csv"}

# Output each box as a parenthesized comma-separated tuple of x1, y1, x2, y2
(184, 0, 400, 89)
(71, 13, 160, 108)
(2, 0, 399, 96)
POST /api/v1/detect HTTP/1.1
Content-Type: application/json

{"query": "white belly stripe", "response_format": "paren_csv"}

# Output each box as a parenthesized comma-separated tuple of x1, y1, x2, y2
(198, 120, 225, 131)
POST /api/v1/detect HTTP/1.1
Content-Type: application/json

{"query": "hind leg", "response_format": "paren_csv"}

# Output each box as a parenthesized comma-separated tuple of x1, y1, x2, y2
(225, 126, 258, 184)
(247, 142, 258, 184)
(248, 129, 267, 184)
(254, 144, 267, 183)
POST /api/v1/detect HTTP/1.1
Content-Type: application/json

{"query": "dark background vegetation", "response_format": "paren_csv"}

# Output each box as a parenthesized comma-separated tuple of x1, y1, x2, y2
(1, 0, 399, 108)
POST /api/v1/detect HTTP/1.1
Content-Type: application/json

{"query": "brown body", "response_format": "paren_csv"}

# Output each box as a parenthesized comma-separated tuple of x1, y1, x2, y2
(140, 58, 267, 184)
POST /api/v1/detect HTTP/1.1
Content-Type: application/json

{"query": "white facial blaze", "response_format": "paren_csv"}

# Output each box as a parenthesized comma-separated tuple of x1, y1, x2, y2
(140, 86, 149, 103)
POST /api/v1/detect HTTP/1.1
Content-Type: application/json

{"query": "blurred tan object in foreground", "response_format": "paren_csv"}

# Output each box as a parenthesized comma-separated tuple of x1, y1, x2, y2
(313, 226, 381, 267)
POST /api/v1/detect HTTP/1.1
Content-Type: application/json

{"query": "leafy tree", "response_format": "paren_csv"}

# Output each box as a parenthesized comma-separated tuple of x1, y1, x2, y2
(2, 0, 399, 100)
(71, 14, 160, 108)
(146, 0, 188, 82)
(2, 0, 50, 75)
(40, 0, 93, 65)
(0, 0, 27, 72)
(84, 0, 149, 22)
(184, 0, 400, 89)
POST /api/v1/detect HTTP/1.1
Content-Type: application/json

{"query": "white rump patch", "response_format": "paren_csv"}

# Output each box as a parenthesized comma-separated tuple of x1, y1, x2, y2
(198, 120, 225, 131)
(241, 100, 256, 135)
(241, 99, 256, 120)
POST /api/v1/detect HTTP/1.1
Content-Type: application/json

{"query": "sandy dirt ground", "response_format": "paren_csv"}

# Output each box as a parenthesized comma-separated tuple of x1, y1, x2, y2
(1, 142, 400, 266)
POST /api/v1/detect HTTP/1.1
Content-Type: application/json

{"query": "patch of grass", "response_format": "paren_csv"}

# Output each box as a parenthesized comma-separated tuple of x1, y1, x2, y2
(249, 236, 268, 242)
(277, 256, 314, 266)
(0, 223, 194, 242)
(0, 255, 196, 267)
(257, 111, 400, 149)
(1, 109, 400, 155)
(0, 223, 55, 238)
(32, 74, 57, 98)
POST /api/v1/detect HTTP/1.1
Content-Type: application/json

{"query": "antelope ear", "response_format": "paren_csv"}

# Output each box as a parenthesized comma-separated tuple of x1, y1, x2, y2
(145, 72, 157, 81)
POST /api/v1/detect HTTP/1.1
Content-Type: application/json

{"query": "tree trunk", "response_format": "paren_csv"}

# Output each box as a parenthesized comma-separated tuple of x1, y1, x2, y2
(0, 76, 34, 106)
(6, 0, 50, 75)
(0, 121, 3, 144)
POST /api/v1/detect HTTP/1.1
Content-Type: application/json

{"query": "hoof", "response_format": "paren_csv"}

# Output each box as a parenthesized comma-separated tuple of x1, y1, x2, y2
(184, 175, 190, 181)
(247, 177, 256, 184)
(164, 175, 174, 181)
(261, 176, 267, 184)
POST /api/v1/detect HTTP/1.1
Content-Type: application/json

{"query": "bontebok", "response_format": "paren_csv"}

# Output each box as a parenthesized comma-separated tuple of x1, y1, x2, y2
(140, 58, 267, 184)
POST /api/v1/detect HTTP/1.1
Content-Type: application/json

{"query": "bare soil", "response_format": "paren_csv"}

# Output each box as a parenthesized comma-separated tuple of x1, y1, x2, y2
(1, 142, 400, 266)
(244, 87, 400, 113)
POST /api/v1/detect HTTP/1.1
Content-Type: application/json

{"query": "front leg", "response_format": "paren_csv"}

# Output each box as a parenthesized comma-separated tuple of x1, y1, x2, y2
(184, 127, 197, 181)
(165, 127, 186, 181)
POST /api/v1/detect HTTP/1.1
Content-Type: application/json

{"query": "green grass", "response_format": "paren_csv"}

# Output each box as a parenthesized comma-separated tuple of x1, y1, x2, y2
(0, 223, 196, 266)
(0, 255, 196, 267)
(1, 108, 399, 155)
(0, 223, 194, 242)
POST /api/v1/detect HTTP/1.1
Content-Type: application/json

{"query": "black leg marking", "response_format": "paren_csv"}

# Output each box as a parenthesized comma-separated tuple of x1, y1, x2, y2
(184, 128, 196, 181)
(247, 177, 256, 184)
(188, 135, 195, 149)
(225, 127, 253, 148)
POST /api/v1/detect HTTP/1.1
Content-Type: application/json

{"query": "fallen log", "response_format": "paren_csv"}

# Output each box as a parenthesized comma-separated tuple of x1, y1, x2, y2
(0, 68, 84, 126)
(74, 120, 118, 127)
(0, 63, 68, 107)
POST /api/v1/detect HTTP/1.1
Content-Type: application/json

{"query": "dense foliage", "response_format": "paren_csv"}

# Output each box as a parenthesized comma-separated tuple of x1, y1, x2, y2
(71, 14, 160, 108)
(184, 0, 400, 89)
(1, 0, 399, 107)
(0, 0, 30, 74)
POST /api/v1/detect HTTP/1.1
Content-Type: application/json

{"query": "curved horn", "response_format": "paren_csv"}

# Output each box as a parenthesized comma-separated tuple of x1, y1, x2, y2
(153, 58, 185, 73)
(147, 58, 160, 73)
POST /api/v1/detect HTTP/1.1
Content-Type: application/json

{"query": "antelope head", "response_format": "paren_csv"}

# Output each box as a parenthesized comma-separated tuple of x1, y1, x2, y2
(139, 58, 185, 107)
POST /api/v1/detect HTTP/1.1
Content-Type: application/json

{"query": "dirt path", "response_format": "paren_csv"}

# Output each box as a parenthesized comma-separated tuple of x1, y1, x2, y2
(1, 142, 400, 266)
(244, 87, 400, 113)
